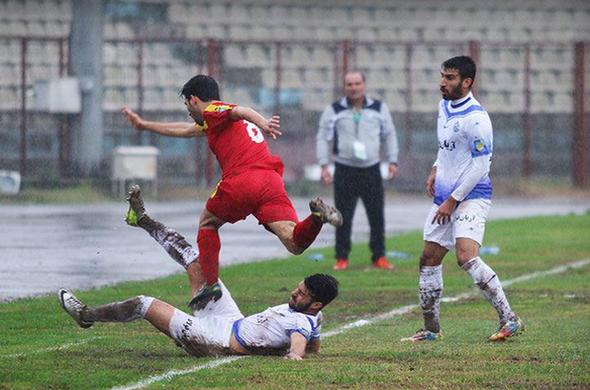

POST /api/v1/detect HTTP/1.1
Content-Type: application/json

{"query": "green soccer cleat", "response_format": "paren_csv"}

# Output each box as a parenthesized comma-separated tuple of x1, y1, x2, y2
(125, 185, 146, 227)
(400, 329, 443, 342)
(188, 283, 223, 311)
(489, 317, 525, 342)
(309, 198, 343, 227)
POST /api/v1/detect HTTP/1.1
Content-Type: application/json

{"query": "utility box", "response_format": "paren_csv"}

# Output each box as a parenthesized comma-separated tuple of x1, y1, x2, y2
(111, 146, 160, 197)
(34, 78, 81, 113)
(0, 170, 21, 195)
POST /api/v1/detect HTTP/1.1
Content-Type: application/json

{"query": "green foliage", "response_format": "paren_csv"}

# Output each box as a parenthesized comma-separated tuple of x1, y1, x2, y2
(0, 214, 589, 389)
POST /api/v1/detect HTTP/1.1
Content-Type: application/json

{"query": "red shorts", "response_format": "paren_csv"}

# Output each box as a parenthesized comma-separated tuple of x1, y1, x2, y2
(206, 169, 298, 225)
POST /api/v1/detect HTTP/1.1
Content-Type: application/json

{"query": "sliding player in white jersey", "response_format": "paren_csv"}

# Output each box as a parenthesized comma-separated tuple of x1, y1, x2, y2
(402, 56, 523, 343)
(59, 186, 338, 360)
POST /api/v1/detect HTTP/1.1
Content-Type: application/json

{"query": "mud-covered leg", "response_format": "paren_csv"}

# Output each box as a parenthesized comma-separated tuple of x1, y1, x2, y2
(125, 185, 198, 269)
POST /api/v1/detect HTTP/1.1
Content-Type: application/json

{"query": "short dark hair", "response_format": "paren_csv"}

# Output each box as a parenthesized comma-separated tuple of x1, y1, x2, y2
(345, 70, 366, 82)
(442, 56, 477, 83)
(180, 75, 220, 102)
(304, 273, 339, 306)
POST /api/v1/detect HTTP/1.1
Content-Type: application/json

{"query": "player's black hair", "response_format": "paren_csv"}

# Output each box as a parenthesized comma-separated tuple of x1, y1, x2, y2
(180, 74, 220, 102)
(304, 273, 339, 306)
(442, 55, 477, 84)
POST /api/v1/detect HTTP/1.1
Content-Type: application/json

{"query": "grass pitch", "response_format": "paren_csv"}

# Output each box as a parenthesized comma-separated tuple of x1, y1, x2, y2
(1, 213, 589, 389)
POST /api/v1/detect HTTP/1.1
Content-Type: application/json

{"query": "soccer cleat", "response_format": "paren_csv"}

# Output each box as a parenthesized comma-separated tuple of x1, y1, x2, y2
(400, 329, 443, 342)
(372, 256, 394, 270)
(309, 198, 343, 228)
(58, 289, 94, 329)
(333, 258, 349, 271)
(188, 283, 222, 311)
(125, 185, 146, 227)
(489, 317, 525, 342)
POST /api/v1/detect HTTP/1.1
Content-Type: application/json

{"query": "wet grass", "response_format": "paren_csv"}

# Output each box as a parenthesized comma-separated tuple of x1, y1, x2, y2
(0, 182, 112, 204)
(0, 213, 589, 389)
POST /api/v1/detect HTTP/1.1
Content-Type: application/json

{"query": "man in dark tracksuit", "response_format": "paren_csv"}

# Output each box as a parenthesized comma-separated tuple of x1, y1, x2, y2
(316, 71, 399, 270)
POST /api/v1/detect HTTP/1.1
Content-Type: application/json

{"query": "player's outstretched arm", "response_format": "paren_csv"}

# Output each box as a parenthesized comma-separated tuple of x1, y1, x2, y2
(229, 106, 282, 140)
(121, 107, 203, 138)
(284, 332, 307, 360)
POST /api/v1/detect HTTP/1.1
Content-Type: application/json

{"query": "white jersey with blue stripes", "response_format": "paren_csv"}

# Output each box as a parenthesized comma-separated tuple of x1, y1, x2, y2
(433, 91, 493, 205)
(232, 304, 322, 352)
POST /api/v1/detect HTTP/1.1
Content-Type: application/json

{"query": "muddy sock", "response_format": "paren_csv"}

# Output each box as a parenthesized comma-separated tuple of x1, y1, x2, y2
(462, 257, 515, 325)
(82, 296, 154, 323)
(139, 215, 198, 269)
(197, 229, 220, 286)
(292, 215, 322, 251)
(419, 265, 443, 333)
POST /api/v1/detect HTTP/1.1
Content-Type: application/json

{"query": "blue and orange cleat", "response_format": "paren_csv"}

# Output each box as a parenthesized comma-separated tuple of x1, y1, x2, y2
(400, 329, 443, 342)
(489, 317, 525, 342)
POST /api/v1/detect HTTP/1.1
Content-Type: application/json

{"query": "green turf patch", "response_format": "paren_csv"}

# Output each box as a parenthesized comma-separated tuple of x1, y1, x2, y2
(0, 213, 589, 389)
(0, 182, 112, 204)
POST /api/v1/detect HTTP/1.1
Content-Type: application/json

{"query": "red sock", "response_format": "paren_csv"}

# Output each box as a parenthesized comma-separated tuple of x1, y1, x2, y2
(197, 229, 220, 286)
(292, 215, 323, 251)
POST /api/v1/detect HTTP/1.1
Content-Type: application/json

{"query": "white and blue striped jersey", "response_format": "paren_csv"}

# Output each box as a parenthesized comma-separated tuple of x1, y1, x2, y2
(232, 304, 322, 352)
(433, 91, 493, 206)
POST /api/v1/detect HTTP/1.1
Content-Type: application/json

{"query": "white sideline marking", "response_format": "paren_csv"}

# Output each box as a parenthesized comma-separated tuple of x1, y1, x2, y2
(0, 337, 104, 359)
(110, 258, 589, 389)
(110, 356, 245, 390)
(325, 258, 590, 336)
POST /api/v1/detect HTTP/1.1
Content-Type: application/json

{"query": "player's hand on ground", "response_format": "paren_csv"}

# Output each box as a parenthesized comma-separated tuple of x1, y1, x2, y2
(432, 197, 458, 224)
(261, 115, 282, 140)
(121, 107, 145, 130)
(284, 351, 303, 360)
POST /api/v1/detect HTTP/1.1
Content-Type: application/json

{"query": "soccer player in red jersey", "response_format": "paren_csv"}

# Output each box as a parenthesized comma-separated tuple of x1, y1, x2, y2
(122, 75, 342, 309)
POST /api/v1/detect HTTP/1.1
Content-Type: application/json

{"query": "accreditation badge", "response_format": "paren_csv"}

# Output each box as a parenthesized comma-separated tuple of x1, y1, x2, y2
(353, 140, 368, 160)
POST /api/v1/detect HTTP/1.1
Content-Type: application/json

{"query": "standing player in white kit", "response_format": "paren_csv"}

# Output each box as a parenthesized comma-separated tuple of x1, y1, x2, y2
(402, 56, 524, 342)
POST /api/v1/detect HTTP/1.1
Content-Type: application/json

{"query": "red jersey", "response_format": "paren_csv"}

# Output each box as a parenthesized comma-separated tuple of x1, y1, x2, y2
(199, 101, 283, 178)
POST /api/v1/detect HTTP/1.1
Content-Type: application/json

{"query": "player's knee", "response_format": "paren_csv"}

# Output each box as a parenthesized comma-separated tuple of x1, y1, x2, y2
(419, 252, 433, 267)
(455, 250, 475, 266)
(198, 218, 218, 230)
(289, 245, 305, 255)
(198, 211, 224, 230)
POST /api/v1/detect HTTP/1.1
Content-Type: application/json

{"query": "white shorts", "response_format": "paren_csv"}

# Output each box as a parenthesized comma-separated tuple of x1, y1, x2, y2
(169, 280, 244, 356)
(423, 199, 491, 250)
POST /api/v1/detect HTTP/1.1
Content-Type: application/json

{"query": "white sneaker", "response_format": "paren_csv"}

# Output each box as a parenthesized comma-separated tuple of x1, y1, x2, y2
(58, 289, 94, 329)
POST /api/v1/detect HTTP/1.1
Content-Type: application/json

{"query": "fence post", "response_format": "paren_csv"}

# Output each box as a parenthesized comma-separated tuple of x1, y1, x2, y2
(342, 40, 350, 78)
(204, 38, 219, 186)
(136, 40, 145, 146)
(19, 38, 27, 179)
(522, 44, 532, 178)
(404, 43, 413, 160)
(468, 41, 481, 96)
(274, 42, 282, 114)
(58, 38, 71, 179)
(573, 41, 588, 188)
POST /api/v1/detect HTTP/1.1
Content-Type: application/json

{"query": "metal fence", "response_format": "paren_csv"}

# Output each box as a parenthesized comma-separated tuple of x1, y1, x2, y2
(0, 36, 588, 190)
